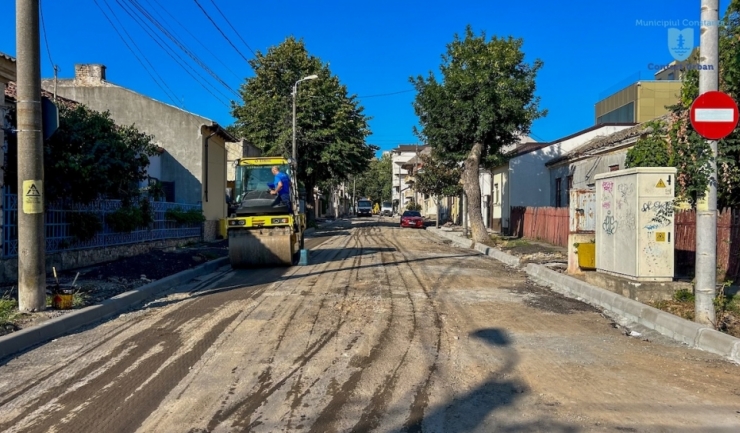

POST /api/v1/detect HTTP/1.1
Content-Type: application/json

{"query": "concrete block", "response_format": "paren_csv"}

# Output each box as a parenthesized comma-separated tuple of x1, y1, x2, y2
(487, 248, 521, 267)
(651, 310, 703, 346)
(695, 328, 739, 358)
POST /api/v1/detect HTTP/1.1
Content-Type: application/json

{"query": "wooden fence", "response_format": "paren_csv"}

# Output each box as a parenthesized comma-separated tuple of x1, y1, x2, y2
(509, 206, 569, 247)
(675, 208, 740, 281)
(510, 206, 740, 280)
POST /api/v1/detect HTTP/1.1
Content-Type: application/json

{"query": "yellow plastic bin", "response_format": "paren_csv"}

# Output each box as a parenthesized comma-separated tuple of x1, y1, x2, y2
(577, 243, 596, 269)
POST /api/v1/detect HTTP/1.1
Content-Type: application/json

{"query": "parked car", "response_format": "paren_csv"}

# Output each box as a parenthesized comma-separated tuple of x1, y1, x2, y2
(400, 210, 424, 229)
(381, 202, 393, 216)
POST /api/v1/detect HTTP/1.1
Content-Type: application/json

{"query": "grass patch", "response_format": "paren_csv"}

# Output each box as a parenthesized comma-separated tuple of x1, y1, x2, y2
(0, 295, 20, 328)
(650, 283, 740, 337)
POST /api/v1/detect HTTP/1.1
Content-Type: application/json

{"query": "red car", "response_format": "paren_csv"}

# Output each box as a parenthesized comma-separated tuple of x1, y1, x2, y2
(400, 211, 425, 229)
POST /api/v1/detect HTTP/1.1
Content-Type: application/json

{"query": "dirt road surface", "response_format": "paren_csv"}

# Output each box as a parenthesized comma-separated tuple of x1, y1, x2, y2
(1, 219, 739, 432)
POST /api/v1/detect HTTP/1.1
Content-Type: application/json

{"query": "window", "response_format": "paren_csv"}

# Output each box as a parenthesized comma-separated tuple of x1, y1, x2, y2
(555, 178, 562, 207)
(597, 101, 635, 124)
(493, 183, 499, 204)
(609, 165, 619, 171)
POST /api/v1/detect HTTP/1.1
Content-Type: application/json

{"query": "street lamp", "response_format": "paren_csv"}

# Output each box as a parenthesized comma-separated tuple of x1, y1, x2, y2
(292, 75, 319, 160)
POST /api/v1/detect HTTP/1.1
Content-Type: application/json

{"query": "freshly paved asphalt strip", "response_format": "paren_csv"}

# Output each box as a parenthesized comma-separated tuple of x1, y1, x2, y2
(428, 227, 740, 364)
(0, 222, 341, 361)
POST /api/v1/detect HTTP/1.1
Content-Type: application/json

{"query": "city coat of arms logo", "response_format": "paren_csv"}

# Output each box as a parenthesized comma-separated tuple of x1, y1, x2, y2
(668, 28, 693, 61)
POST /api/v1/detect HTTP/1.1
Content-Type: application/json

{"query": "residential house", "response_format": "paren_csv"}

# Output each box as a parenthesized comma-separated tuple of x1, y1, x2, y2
(546, 115, 669, 193)
(491, 134, 540, 232)
(505, 124, 635, 229)
(391, 144, 428, 213)
(42, 64, 237, 239)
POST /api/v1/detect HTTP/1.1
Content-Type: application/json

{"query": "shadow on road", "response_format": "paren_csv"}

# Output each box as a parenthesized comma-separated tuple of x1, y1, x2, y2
(403, 327, 578, 433)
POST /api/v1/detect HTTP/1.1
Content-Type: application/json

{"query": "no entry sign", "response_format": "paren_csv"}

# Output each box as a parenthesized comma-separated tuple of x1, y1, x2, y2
(690, 91, 739, 140)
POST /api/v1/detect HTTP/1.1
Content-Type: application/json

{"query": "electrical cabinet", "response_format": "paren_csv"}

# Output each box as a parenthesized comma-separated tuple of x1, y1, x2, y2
(595, 167, 676, 281)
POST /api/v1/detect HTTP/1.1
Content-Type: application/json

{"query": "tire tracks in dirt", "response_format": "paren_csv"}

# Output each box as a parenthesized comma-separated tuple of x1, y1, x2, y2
(205, 224, 366, 431)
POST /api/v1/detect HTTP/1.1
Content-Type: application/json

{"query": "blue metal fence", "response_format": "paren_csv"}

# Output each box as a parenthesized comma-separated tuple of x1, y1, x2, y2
(2, 187, 202, 258)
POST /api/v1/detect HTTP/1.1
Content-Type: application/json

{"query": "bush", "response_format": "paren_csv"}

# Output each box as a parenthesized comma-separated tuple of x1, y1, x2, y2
(405, 202, 422, 211)
(165, 207, 205, 225)
(68, 212, 103, 242)
(106, 205, 147, 233)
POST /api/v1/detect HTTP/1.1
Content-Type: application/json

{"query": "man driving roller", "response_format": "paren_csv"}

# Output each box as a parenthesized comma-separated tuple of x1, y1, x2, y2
(269, 166, 292, 213)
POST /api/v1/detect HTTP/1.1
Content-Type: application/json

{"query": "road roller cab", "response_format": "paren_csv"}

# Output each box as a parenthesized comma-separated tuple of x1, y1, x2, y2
(227, 157, 306, 268)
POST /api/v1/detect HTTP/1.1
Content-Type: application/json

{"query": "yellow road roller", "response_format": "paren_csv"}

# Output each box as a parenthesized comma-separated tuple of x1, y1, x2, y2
(226, 157, 305, 267)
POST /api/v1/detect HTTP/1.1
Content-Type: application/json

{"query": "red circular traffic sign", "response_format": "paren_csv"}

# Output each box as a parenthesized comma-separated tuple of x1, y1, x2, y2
(690, 91, 739, 140)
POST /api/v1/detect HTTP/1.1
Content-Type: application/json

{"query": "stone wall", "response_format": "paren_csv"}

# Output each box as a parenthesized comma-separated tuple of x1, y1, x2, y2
(204, 220, 219, 241)
(0, 236, 201, 284)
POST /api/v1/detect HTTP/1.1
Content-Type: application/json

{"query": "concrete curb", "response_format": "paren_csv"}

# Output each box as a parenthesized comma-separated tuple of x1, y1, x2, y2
(0, 256, 229, 360)
(428, 228, 520, 267)
(526, 263, 740, 364)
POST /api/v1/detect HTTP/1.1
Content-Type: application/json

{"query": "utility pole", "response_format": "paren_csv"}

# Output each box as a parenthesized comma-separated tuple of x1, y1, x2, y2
(16, 0, 46, 312)
(695, 0, 719, 325)
(353, 176, 356, 216)
(52, 65, 58, 101)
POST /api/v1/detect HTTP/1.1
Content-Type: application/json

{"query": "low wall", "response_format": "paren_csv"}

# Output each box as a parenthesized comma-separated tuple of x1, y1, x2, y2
(0, 236, 201, 284)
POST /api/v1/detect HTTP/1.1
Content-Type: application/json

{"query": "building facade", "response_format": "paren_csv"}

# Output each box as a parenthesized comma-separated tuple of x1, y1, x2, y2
(42, 64, 236, 239)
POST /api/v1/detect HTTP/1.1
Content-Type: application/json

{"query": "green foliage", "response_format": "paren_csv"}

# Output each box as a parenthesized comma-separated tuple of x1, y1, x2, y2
(165, 207, 206, 224)
(68, 212, 103, 242)
(352, 153, 393, 204)
(44, 104, 159, 204)
(625, 120, 671, 168)
(414, 152, 463, 199)
(106, 200, 153, 233)
(405, 201, 422, 211)
(673, 289, 695, 303)
(228, 36, 378, 223)
(410, 25, 546, 166)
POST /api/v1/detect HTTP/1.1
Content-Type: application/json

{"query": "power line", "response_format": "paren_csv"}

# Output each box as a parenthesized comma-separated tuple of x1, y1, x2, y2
(143, 0, 242, 80)
(357, 89, 415, 98)
(39, 0, 54, 68)
(193, 0, 253, 65)
(92, 0, 179, 105)
(206, 0, 256, 57)
(102, 0, 180, 105)
(128, 0, 240, 98)
(111, 0, 232, 107)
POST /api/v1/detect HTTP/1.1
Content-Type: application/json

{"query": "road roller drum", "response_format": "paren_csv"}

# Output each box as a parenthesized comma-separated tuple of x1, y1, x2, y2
(229, 227, 296, 268)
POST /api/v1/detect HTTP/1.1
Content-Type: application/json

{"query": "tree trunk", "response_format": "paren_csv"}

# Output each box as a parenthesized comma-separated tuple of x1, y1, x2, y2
(462, 142, 488, 243)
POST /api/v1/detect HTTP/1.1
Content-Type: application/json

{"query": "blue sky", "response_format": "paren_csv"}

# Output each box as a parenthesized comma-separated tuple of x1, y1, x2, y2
(0, 0, 722, 155)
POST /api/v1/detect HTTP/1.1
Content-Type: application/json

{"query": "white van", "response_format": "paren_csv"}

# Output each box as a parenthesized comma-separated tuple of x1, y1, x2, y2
(381, 202, 393, 217)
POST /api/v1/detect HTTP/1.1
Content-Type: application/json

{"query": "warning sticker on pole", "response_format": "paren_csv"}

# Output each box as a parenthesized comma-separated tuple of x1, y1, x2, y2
(22, 180, 43, 214)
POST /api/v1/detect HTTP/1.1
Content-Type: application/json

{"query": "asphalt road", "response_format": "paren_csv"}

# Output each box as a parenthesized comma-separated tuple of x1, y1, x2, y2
(1, 218, 739, 432)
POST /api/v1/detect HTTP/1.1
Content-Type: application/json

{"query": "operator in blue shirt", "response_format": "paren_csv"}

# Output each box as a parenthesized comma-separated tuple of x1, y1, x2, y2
(269, 166, 292, 213)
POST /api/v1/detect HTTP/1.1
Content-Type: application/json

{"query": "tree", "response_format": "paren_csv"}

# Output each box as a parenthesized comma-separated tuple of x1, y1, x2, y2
(410, 25, 546, 243)
(415, 152, 462, 227)
(229, 36, 378, 226)
(43, 105, 158, 205)
(353, 153, 393, 205)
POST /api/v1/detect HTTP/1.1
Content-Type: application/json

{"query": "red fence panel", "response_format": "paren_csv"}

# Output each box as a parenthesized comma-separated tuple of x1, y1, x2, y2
(510, 206, 568, 247)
